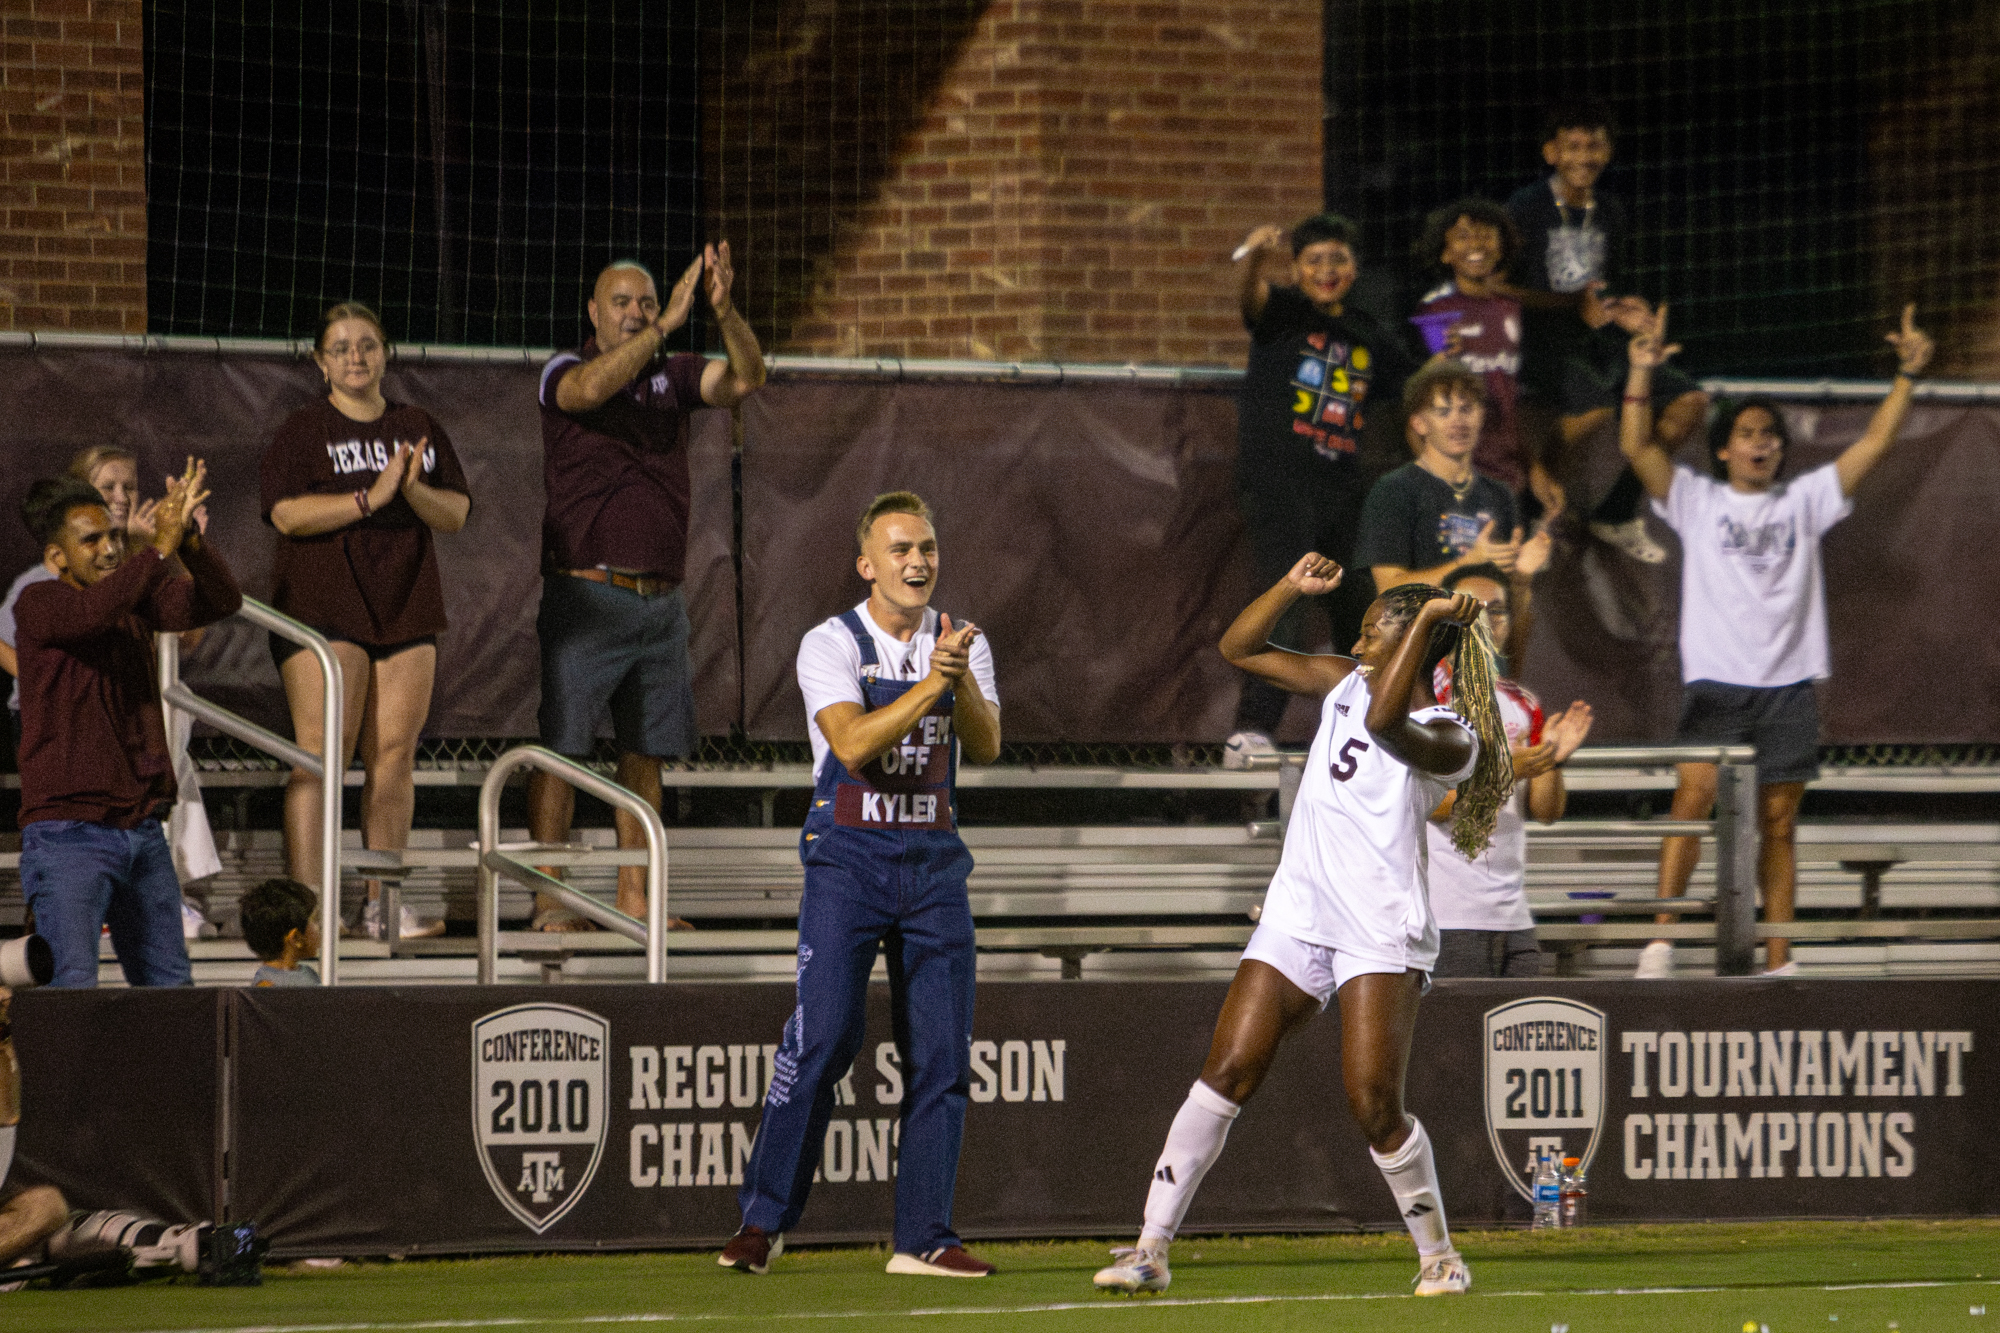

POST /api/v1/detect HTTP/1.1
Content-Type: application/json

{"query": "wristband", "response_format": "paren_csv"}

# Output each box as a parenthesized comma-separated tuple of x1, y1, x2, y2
(354, 489, 371, 518)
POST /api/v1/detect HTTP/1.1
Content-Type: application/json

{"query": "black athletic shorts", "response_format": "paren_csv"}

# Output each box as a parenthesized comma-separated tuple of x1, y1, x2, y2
(269, 631, 436, 670)
(1674, 679, 1821, 786)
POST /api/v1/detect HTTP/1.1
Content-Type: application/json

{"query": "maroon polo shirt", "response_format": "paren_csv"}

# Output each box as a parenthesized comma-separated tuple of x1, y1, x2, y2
(15, 543, 243, 829)
(537, 339, 709, 581)
(260, 399, 470, 645)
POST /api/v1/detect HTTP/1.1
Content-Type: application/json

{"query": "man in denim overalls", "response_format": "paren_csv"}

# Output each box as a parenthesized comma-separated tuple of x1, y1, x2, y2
(722, 491, 1001, 1278)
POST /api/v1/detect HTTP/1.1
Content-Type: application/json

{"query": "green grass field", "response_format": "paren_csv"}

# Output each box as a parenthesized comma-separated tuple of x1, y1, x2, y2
(5, 1220, 1996, 1333)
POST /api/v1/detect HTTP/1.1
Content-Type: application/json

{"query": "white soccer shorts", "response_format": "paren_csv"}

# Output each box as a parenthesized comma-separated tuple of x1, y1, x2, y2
(1239, 920, 1428, 1010)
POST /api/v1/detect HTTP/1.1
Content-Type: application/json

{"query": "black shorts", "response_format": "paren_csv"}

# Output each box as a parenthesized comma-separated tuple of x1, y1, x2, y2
(1434, 928, 1545, 978)
(1674, 679, 1821, 786)
(269, 631, 436, 670)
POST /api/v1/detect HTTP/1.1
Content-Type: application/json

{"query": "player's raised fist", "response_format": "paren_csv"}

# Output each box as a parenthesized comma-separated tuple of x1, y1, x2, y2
(1285, 552, 1343, 596)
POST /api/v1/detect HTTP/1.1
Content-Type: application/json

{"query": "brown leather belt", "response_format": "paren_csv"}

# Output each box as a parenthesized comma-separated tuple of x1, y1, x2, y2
(558, 567, 675, 597)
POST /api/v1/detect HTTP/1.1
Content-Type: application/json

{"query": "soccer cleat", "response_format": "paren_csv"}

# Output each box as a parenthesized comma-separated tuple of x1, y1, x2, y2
(1413, 1248, 1470, 1295)
(1634, 940, 1674, 979)
(717, 1226, 782, 1275)
(885, 1246, 995, 1277)
(1093, 1244, 1170, 1293)
(1590, 518, 1667, 564)
(1222, 731, 1277, 771)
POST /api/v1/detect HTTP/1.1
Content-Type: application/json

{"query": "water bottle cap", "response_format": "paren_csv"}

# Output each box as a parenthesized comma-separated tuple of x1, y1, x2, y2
(1563, 1157, 1581, 1166)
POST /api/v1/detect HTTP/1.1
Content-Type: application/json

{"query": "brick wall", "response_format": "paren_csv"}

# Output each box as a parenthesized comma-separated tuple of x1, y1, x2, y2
(0, 0, 145, 334)
(710, 0, 1323, 368)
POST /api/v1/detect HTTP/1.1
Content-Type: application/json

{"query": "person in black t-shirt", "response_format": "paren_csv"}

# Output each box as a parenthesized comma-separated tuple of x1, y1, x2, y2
(1354, 363, 1549, 592)
(1225, 214, 1423, 767)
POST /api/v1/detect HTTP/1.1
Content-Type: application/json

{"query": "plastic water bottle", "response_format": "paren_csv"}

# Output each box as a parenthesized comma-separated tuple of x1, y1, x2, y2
(1532, 1150, 1561, 1229)
(1559, 1156, 1588, 1228)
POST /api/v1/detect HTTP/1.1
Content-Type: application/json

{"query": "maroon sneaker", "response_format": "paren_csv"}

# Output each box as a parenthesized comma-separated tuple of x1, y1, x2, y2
(885, 1245, 995, 1277)
(717, 1226, 783, 1275)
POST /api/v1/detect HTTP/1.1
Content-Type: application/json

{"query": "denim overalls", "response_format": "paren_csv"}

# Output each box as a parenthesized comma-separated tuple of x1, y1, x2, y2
(737, 609, 978, 1254)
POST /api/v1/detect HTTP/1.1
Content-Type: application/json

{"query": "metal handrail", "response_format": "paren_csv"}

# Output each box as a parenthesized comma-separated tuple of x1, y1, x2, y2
(1269, 742, 1761, 974)
(159, 598, 344, 983)
(476, 746, 670, 984)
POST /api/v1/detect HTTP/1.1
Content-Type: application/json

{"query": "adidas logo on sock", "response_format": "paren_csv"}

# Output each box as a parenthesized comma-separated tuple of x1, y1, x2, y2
(1154, 1165, 1176, 1184)
(1403, 1202, 1434, 1218)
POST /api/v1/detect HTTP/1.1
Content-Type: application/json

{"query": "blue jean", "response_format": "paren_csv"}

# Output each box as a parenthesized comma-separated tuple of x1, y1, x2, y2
(20, 818, 191, 988)
(738, 845, 977, 1254)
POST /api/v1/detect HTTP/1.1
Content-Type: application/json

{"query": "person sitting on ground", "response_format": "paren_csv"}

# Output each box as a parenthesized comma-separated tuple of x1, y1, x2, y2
(1622, 303, 1935, 978)
(240, 878, 323, 987)
(1354, 362, 1549, 596)
(1426, 563, 1594, 978)
(13, 465, 242, 987)
(0, 985, 69, 1279)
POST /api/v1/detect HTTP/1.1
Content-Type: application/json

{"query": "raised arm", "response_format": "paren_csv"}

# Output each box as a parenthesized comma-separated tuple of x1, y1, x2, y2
(697, 242, 767, 408)
(1235, 225, 1286, 326)
(1835, 304, 1934, 497)
(146, 459, 242, 631)
(1618, 303, 1681, 500)
(1363, 592, 1480, 777)
(1219, 553, 1358, 698)
(556, 255, 705, 415)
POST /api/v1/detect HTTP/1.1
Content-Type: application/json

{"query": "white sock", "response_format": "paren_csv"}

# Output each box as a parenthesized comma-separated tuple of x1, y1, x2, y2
(1138, 1079, 1240, 1246)
(1370, 1117, 1452, 1257)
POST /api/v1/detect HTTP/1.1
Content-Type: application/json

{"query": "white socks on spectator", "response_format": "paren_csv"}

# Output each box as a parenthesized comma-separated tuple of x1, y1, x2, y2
(1370, 1116, 1452, 1257)
(1139, 1079, 1240, 1246)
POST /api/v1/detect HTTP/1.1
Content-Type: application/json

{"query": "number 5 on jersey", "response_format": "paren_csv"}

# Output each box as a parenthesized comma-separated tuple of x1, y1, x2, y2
(1329, 737, 1370, 782)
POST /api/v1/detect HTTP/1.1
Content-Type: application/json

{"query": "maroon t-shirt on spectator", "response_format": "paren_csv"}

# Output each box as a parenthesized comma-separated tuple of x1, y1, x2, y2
(15, 544, 243, 828)
(538, 341, 709, 582)
(260, 399, 470, 645)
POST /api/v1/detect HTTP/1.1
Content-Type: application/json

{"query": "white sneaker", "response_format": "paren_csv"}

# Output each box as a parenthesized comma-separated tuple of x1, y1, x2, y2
(1413, 1248, 1470, 1295)
(1590, 518, 1667, 564)
(1634, 940, 1674, 979)
(360, 901, 447, 941)
(1093, 1243, 1170, 1293)
(1222, 731, 1277, 770)
(181, 899, 216, 940)
(1762, 960, 1799, 977)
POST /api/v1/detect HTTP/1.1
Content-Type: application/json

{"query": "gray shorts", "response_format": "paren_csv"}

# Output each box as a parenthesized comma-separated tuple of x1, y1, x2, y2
(536, 574, 696, 759)
(1674, 679, 1821, 786)
(1434, 928, 1545, 978)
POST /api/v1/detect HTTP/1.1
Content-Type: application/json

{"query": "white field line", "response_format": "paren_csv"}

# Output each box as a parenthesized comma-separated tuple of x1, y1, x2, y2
(122, 1276, 2000, 1333)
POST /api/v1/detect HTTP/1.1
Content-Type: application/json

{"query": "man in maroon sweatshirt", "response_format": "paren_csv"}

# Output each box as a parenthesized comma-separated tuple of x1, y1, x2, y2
(14, 462, 241, 987)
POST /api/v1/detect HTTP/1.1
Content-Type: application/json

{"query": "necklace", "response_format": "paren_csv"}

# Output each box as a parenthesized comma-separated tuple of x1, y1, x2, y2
(1445, 469, 1476, 502)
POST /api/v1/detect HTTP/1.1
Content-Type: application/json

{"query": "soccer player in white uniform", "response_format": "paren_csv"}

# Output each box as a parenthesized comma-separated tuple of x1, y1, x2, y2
(1094, 558, 1508, 1297)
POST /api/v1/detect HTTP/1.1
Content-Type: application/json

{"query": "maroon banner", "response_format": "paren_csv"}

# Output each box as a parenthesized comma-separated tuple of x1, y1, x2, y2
(3, 348, 1994, 743)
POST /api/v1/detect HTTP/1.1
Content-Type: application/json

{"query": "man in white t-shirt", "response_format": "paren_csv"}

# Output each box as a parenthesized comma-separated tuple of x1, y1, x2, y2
(1427, 564, 1594, 977)
(1618, 304, 1934, 976)
(723, 492, 1001, 1281)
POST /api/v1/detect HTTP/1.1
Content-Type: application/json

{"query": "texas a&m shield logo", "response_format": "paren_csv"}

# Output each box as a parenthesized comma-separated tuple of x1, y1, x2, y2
(473, 1003, 610, 1233)
(1482, 997, 1607, 1201)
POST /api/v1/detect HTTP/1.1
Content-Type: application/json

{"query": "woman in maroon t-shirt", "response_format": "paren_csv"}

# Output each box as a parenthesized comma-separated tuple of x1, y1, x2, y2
(262, 302, 471, 940)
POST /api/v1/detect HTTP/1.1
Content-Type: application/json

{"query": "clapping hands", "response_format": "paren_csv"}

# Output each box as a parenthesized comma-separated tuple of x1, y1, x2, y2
(928, 613, 981, 685)
(151, 457, 211, 556)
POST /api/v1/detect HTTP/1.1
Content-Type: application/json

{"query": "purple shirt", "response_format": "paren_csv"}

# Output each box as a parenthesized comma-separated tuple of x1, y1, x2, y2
(537, 339, 709, 581)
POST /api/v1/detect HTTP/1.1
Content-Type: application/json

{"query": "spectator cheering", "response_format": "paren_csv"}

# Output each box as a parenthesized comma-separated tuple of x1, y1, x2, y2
(529, 247, 766, 929)
(263, 301, 471, 941)
(1354, 362, 1542, 594)
(1225, 214, 1421, 769)
(13, 464, 241, 987)
(1427, 562, 1594, 977)
(1623, 304, 1935, 977)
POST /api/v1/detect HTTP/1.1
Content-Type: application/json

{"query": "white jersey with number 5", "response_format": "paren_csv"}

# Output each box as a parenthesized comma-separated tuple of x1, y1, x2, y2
(1258, 669, 1478, 972)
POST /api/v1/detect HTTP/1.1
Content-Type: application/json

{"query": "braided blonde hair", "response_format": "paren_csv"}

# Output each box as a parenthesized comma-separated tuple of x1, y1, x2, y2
(1442, 613, 1515, 857)
(1372, 583, 1516, 857)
